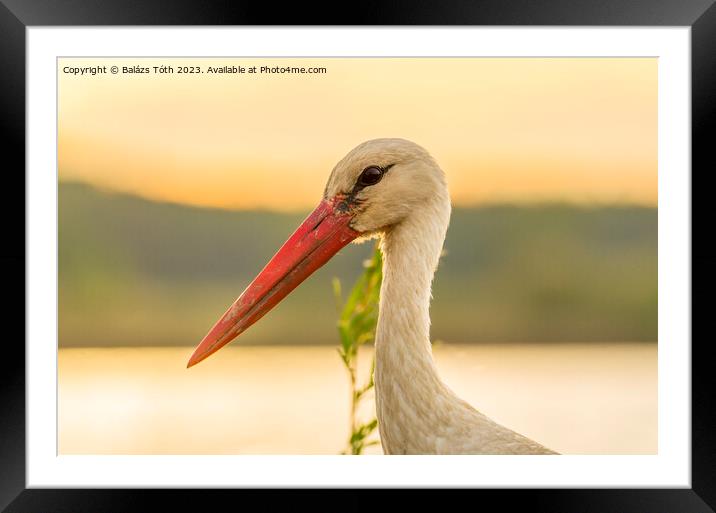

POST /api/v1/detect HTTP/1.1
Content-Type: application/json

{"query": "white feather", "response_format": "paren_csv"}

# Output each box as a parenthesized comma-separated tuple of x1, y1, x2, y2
(328, 138, 557, 455)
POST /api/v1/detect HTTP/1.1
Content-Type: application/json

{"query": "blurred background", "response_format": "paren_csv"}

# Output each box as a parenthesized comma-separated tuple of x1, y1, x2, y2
(58, 57, 657, 455)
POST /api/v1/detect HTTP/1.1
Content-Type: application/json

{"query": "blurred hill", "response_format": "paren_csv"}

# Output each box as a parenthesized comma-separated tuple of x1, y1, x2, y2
(59, 181, 657, 347)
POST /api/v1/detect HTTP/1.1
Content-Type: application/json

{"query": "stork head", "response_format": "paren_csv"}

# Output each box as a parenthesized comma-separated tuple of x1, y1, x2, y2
(323, 138, 448, 234)
(187, 138, 447, 367)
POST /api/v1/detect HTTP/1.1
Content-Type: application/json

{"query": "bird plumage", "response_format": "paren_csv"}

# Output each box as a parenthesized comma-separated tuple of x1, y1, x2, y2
(329, 138, 556, 454)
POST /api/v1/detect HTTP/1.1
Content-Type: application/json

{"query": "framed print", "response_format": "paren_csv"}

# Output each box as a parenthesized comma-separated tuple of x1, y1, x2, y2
(2, 0, 714, 511)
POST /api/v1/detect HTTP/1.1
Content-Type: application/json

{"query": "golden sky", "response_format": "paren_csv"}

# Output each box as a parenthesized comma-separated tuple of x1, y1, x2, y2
(58, 57, 656, 210)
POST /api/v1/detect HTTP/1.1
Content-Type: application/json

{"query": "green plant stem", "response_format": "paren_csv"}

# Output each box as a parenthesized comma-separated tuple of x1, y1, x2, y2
(349, 363, 357, 451)
(334, 245, 382, 455)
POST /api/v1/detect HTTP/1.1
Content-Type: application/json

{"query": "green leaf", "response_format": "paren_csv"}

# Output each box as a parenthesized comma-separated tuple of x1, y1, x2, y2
(341, 274, 367, 321)
(363, 419, 378, 434)
(337, 323, 353, 354)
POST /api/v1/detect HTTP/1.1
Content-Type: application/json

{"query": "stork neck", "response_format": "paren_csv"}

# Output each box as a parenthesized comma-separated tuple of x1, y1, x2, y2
(378, 212, 444, 355)
(374, 198, 451, 453)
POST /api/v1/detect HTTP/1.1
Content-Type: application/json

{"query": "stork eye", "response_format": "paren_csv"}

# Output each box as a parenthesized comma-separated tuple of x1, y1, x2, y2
(358, 166, 384, 186)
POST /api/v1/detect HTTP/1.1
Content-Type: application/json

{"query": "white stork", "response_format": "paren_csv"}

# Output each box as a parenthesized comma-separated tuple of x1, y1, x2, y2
(187, 138, 557, 455)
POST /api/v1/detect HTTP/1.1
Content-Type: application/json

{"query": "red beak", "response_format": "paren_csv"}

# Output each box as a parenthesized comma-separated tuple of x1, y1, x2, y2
(187, 197, 360, 368)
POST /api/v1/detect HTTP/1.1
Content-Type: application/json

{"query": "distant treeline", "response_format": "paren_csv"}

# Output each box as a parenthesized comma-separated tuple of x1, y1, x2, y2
(59, 181, 657, 347)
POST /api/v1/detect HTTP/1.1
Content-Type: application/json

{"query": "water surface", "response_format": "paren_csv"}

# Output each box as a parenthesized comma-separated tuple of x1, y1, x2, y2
(59, 343, 657, 454)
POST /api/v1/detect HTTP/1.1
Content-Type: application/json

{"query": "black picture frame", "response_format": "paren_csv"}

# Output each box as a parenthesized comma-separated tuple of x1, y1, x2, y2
(1, 1, 713, 511)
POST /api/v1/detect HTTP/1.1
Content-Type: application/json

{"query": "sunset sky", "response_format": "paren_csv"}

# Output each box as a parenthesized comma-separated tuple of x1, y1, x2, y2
(58, 57, 656, 211)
